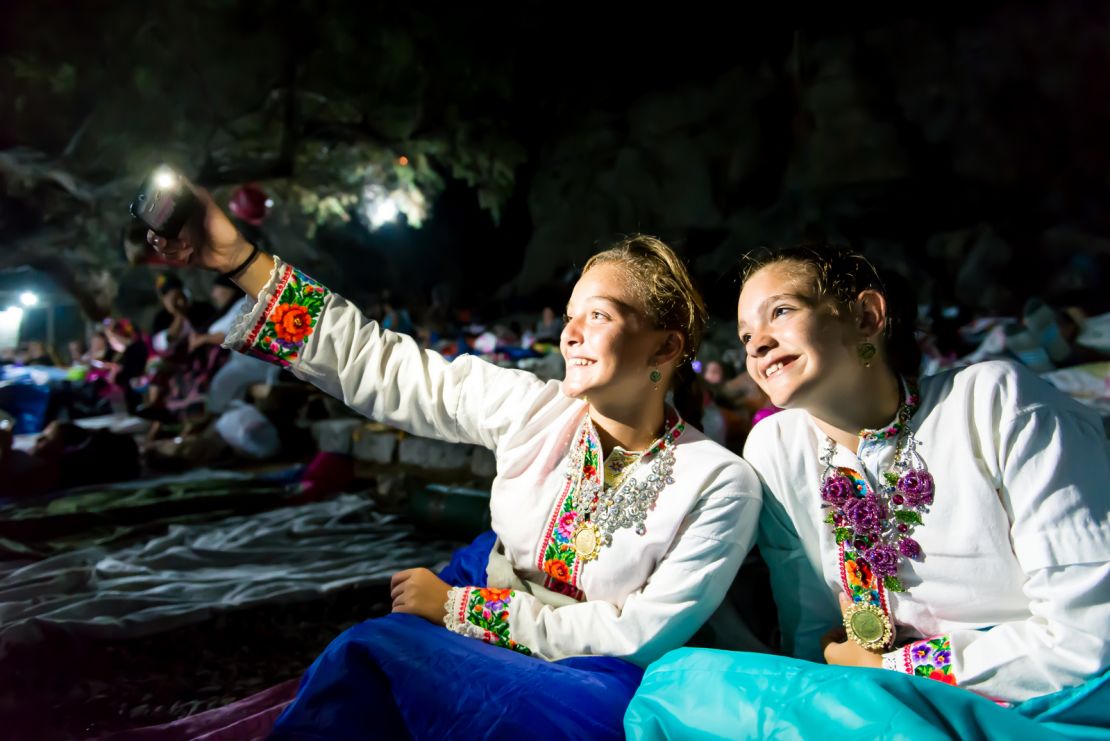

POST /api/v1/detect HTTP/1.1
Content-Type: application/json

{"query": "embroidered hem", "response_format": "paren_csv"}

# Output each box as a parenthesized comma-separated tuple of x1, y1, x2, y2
(885, 635, 957, 686)
(539, 474, 586, 596)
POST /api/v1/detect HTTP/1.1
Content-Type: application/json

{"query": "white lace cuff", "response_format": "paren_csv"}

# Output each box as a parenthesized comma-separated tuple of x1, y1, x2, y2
(443, 586, 482, 638)
(222, 255, 284, 352)
(882, 649, 905, 673)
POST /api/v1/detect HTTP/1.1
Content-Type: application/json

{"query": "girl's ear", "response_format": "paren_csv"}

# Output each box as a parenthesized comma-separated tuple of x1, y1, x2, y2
(855, 289, 888, 339)
(652, 330, 685, 367)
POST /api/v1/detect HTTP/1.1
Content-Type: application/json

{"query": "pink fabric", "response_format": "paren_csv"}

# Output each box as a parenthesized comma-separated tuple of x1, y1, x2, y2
(297, 451, 355, 502)
(751, 405, 782, 426)
(99, 678, 299, 741)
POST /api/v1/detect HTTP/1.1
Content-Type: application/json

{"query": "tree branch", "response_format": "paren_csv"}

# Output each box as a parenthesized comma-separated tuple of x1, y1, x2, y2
(0, 148, 95, 204)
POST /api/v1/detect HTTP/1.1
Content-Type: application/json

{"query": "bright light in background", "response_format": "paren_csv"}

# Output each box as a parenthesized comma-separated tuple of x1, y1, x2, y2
(154, 167, 177, 189)
(0, 307, 21, 351)
(0, 306, 24, 325)
(359, 181, 429, 231)
(371, 199, 399, 227)
(19, 291, 38, 307)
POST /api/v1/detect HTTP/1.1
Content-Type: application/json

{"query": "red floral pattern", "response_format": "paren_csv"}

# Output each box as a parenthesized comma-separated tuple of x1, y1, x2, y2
(242, 265, 329, 368)
(271, 303, 313, 343)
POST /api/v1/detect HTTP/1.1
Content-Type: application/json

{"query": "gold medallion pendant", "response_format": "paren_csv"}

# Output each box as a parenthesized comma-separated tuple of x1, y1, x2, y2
(843, 602, 893, 650)
(572, 522, 602, 562)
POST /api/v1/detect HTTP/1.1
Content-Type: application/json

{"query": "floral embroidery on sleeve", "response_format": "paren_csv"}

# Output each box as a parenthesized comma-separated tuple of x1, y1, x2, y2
(242, 264, 329, 367)
(886, 635, 957, 685)
(447, 586, 532, 656)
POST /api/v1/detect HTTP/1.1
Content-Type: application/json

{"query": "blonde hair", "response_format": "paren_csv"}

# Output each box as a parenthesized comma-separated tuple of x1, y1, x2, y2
(583, 235, 707, 365)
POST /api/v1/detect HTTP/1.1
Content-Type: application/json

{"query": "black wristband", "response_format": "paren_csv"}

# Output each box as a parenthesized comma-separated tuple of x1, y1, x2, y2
(219, 243, 261, 281)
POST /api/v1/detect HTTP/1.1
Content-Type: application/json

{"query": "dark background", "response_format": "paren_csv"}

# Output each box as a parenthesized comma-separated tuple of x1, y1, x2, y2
(2, 1, 1109, 336)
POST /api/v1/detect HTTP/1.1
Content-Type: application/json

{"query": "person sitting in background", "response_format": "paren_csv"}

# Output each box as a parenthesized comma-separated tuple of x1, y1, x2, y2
(66, 339, 87, 366)
(25, 340, 56, 366)
(85, 332, 110, 365)
(146, 274, 225, 417)
(149, 273, 216, 356)
(0, 419, 140, 496)
(101, 318, 149, 415)
(62, 332, 116, 419)
(534, 305, 563, 343)
(190, 274, 280, 414)
(186, 274, 244, 353)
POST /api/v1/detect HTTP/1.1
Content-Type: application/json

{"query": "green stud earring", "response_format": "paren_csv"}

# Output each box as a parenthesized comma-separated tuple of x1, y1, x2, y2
(650, 369, 663, 384)
(858, 342, 876, 368)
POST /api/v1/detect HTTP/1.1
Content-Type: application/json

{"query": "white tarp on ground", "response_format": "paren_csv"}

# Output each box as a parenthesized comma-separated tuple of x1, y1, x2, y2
(0, 495, 458, 658)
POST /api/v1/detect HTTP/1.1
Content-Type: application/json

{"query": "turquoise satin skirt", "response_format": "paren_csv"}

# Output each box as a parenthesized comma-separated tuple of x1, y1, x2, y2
(625, 650, 1110, 740)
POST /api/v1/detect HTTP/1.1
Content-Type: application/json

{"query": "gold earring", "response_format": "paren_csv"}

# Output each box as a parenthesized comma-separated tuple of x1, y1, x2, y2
(858, 342, 876, 368)
(650, 368, 662, 389)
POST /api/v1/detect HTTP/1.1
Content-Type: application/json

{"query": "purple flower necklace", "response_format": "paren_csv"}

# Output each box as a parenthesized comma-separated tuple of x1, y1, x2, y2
(819, 384, 933, 594)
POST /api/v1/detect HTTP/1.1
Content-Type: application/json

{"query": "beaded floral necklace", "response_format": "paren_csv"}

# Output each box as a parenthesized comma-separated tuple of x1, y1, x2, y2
(819, 382, 934, 649)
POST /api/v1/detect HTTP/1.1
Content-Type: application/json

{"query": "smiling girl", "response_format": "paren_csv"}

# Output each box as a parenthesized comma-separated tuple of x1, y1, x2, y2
(626, 243, 1110, 739)
(148, 190, 761, 740)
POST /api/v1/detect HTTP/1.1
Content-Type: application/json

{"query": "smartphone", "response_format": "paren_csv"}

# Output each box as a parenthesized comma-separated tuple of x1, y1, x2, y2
(129, 165, 198, 238)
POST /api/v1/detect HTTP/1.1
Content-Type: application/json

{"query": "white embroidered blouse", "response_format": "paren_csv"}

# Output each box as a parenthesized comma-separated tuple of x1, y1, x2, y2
(224, 258, 762, 667)
(744, 360, 1110, 703)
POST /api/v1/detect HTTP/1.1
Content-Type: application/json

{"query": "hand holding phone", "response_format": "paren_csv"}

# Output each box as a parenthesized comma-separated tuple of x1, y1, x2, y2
(132, 168, 255, 276)
(130, 165, 199, 238)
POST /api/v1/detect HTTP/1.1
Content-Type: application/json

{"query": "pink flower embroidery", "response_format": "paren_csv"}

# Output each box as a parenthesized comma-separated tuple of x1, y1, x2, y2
(557, 512, 577, 540)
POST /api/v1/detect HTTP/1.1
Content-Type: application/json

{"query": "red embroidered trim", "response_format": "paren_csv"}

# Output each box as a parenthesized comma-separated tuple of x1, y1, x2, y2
(838, 541, 852, 594)
(244, 264, 295, 349)
(901, 645, 914, 674)
(454, 586, 473, 626)
(536, 475, 575, 573)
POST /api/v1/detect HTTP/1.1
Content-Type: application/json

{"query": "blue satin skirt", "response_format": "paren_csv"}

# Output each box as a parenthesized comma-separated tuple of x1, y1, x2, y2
(625, 649, 1110, 740)
(270, 531, 643, 740)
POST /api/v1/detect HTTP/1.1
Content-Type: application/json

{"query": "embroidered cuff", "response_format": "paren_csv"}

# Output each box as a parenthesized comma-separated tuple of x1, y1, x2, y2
(223, 256, 330, 368)
(443, 586, 532, 655)
(443, 587, 480, 636)
(884, 635, 957, 686)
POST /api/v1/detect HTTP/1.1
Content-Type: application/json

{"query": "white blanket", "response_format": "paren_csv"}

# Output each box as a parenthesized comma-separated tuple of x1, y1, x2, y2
(0, 495, 458, 657)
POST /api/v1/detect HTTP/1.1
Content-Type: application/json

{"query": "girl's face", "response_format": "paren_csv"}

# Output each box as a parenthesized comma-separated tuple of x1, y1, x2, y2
(736, 263, 861, 411)
(560, 262, 672, 406)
